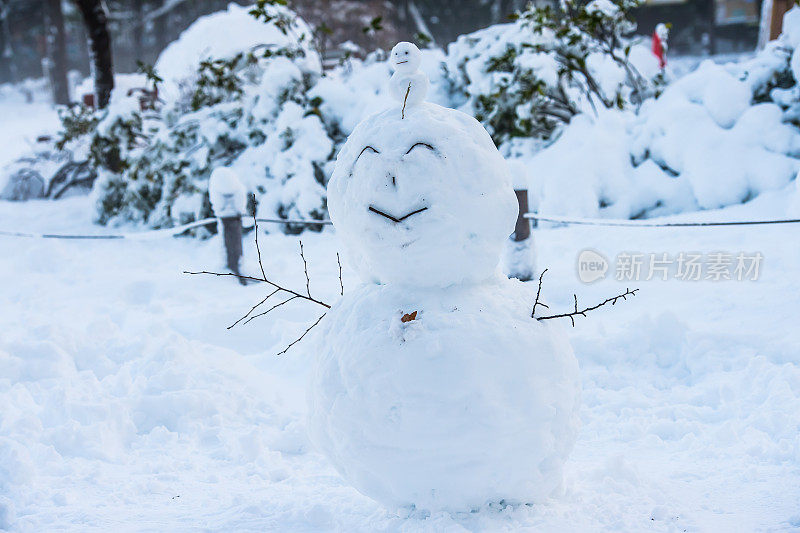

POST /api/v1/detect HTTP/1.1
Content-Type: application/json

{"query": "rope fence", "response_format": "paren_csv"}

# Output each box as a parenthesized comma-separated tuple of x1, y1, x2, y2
(524, 213, 800, 227)
(0, 216, 332, 240)
(1, 212, 798, 240)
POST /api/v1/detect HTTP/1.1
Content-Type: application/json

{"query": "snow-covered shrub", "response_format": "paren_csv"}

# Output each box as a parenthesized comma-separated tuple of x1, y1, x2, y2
(0, 98, 102, 202)
(737, 9, 800, 126)
(85, 3, 335, 231)
(443, 0, 664, 153)
(55, 104, 99, 150)
(526, 8, 800, 220)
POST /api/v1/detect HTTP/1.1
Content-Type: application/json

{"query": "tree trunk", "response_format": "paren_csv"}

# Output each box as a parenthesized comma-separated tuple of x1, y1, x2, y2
(131, 0, 143, 65)
(46, 0, 70, 104)
(74, 0, 114, 109)
(0, 0, 16, 83)
(0, 9, 8, 83)
(153, 2, 169, 57)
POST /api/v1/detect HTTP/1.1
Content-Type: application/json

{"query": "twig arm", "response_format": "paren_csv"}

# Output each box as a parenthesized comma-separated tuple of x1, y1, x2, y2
(337, 253, 344, 296)
(277, 314, 326, 356)
(531, 268, 550, 318)
(401, 82, 411, 119)
(300, 240, 311, 297)
(228, 287, 281, 329)
(184, 270, 331, 309)
(535, 288, 639, 327)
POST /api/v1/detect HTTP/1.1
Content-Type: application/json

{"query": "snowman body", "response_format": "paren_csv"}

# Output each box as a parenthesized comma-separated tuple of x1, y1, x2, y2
(307, 97, 580, 512)
(389, 71, 429, 106)
(388, 42, 429, 109)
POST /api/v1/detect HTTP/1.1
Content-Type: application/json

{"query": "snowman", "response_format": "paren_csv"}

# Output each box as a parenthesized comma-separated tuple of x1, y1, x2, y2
(307, 44, 581, 512)
(389, 42, 429, 116)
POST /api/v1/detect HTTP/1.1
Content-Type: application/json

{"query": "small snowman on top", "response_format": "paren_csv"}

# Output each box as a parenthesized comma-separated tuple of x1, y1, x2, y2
(389, 42, 428, 118)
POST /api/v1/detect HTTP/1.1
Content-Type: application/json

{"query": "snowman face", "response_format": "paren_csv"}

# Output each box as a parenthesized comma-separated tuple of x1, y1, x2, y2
(328, 103, 518, 287)
(390, 42, 422, 74)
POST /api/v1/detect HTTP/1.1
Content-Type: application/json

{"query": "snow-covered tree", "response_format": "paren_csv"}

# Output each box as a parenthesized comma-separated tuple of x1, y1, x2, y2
(444, 0, 665, 151)
(73, 0, 115, 108)
(84, 3, 334, 231)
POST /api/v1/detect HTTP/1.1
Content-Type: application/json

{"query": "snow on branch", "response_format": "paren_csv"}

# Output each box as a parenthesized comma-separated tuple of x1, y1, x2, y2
(532, 270, 639, 327)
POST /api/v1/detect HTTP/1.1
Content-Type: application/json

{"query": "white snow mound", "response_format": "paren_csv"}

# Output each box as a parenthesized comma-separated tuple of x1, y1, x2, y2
(307, 277, 581, 511)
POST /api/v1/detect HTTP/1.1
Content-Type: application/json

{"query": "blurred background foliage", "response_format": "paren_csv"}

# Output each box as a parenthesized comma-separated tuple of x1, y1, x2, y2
(0, 0, 762, 85)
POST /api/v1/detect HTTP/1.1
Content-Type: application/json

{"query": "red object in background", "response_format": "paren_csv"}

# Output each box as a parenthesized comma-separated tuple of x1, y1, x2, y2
(652, 30, 666, 69)
(82, 93, 95, 109)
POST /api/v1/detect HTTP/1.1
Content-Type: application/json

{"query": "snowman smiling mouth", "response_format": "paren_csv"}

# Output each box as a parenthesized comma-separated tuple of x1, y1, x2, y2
(368, 205, 428, 223)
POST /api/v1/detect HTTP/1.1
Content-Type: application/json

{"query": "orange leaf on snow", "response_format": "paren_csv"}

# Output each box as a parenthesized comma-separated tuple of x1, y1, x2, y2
(401, 311, 418, 323)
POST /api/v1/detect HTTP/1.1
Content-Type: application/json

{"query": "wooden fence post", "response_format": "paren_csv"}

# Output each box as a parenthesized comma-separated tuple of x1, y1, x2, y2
(759, 0, 792, 48)
(505, 160, 536, 281)
(513, 189, 530, 242)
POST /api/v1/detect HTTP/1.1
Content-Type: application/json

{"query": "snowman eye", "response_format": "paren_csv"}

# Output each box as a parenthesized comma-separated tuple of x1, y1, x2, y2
(405, 142, 436, 155)
(355, 145, 380, 164)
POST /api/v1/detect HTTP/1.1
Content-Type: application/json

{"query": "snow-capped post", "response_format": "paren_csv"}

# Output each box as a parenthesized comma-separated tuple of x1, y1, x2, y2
(503, 160, 535, 281)
(208, 167, 247, 284)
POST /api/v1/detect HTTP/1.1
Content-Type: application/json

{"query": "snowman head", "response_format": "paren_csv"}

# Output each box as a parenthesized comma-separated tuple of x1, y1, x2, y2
(390, 42, 422, 74)
(328, 102, 518, 287)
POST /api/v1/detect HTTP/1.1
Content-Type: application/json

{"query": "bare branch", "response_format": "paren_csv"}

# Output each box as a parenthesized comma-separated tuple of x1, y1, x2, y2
(337, 253, 344, 296)
(536, 288, 639, 327)
(531, 268, 550, 318)
(243, 295, 300, 325)
(228, 288, 281, 329)
(184, 270, 330, 309)
(184, 270, 271, 284)
(253, 203, 267, 282)
(185, 212, 337, 355)
(277, 314, 326, 356)
(300, 240, 311, 297)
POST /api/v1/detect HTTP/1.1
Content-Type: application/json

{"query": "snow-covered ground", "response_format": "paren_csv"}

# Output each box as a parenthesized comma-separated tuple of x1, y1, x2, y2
(1, 186, 799, 531)
(0, 84, 60, 170)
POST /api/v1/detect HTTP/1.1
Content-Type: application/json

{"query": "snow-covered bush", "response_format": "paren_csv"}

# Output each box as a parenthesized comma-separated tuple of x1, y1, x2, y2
(526, 8, 800, 220)
(739, 9, 800, 126)
(85, 3, 335, 230)
(443, 0, 664, 153)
